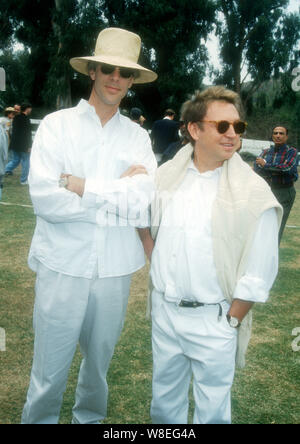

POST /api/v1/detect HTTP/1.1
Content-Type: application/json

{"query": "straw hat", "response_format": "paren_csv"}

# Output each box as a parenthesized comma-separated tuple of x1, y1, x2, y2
(70, 27, 157, 84)
(5, 107, 16, 113)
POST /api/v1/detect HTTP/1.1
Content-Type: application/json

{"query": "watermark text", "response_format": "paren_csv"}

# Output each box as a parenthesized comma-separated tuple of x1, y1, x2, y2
(0, 327, 6, 351)
(291, 327, 300, 352)
(291, 67, 300, 92)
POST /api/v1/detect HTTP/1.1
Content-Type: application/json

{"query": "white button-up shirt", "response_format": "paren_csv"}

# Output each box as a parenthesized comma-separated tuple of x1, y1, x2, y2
(151, 161, 278, 304)
(28, 99, 157, 278)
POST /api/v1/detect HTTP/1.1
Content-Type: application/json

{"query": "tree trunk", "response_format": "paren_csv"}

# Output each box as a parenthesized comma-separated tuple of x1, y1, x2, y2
(53, 0, 72, 109)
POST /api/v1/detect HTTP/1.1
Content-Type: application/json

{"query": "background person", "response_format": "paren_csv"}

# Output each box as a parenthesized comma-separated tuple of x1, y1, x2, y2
(5, 103, 32, 185)
(160, 121, 189, 164)
(0, 121, 8, 200)
(151, 108, 180, 164)
(254, 125, 298, 243)
(129, 107, 143, 124)
(0, 106, 16, 140)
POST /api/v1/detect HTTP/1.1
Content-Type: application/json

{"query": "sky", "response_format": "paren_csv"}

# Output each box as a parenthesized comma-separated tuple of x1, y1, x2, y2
(204, 0, 300, 83)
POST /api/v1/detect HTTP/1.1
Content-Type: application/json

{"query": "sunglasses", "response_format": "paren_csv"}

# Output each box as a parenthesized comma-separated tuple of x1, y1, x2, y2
(100, 64, 136, 79)
(198, 120, 247, 134)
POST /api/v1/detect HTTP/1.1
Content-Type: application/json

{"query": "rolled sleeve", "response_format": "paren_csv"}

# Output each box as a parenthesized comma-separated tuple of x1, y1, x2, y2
(233, 208, 279, 303)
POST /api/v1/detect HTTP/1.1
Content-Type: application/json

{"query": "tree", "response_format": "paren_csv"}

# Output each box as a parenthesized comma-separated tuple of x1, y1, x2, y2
(46, 0, 106, 108)
(215, 0, 300, 102)
(0, 0, 14, 48)
(3, 0, 217, 117)
(102, 0, 216, 119)
(3, 0, 106, 109)
(0, 49, 33, 107)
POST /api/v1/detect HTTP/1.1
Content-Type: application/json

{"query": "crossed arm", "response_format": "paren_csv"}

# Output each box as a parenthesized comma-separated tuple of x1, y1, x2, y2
(62, 164, 149, 197)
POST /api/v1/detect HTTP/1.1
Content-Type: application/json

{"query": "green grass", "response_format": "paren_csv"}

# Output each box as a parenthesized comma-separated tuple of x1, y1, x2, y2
(0, 167, 299, 424)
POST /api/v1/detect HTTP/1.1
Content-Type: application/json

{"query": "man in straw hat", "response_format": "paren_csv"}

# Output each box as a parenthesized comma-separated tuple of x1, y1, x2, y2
(22, 27, 157, 424)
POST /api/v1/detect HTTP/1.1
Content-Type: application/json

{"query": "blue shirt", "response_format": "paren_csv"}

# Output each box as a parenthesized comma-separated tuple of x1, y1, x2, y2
(254, 144, 298, 188)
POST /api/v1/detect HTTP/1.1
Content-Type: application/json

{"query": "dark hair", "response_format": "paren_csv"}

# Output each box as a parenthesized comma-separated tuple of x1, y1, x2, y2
(164, 109, 176, 117)
(272, 125, 288, 135)
(130, 107, 142, 120)
(21, 103, 32, 112)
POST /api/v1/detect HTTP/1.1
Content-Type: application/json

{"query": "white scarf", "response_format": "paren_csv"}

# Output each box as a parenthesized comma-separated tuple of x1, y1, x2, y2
(150, 143, 282, 368)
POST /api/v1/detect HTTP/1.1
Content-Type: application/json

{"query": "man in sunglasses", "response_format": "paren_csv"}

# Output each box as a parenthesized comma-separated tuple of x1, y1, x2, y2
(254, 126, 298, 243)
(141, 86, 282, 424)
(22, 28, 157, 424)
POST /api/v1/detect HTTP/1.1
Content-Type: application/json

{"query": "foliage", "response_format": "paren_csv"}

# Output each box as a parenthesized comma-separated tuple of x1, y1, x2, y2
(1, 0, 299, 127)
(1, 0, 216, 119)
(215, 0, 300, 100)
(102, 0, 216, 117)
(0, 48, 34, 107)
(0, 0, 14, 48)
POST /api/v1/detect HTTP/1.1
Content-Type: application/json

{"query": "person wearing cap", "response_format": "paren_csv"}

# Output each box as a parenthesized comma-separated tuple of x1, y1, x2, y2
(21, 27, 157, 424)
(143, 86, 282, 424)
(151, 109, 180, 163)
(0, 106, 16, 141)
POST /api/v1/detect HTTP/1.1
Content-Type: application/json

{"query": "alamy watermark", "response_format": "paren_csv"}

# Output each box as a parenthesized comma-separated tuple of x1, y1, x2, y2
(291, 67, 300, 92)
(0, 67, 5, 91)
(0, 327, 6, 352)
(291, 327, 300, 352)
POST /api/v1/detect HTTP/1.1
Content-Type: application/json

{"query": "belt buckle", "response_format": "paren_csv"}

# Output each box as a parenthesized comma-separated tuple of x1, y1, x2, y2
(179, 300, 203, 308)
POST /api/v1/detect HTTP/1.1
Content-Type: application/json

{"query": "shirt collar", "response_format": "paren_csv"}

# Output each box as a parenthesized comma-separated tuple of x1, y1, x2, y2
(75, 99, 121, 128)
(188, 159, 222, 178)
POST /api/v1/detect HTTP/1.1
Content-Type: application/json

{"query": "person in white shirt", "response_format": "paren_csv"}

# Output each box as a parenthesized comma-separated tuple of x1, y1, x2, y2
(21, 27, 157, 424)
(141, 86, 282, 424)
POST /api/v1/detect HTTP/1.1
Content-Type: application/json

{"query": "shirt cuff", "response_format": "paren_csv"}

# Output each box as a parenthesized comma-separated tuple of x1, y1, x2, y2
(233, 274, 270, 303)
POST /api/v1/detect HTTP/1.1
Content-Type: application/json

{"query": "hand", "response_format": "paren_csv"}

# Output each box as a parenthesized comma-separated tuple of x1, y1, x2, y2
(256, 157, 266, 167)
(60, 174, 85, 197)
(137, 228, 154, 262)
(227, 299, 254, 323)
(120, 164, 148, 178)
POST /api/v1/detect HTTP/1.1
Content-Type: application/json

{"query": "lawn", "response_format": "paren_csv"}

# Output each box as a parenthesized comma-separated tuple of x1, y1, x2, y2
(0, 167, 299, 424)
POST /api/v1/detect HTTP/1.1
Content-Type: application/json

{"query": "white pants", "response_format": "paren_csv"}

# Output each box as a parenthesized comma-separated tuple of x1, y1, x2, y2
(151, 290, 237, 424)
(22, 262, 131, 424)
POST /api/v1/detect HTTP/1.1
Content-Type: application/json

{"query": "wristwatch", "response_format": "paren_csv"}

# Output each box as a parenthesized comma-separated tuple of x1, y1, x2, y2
(59, 176, 69, 188)
(226, 314, 241, 328)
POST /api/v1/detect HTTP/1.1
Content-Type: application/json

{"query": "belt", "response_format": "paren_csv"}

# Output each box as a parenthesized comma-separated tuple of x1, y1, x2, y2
(179, 300, 205, 308)
(178, 299, 224, 321)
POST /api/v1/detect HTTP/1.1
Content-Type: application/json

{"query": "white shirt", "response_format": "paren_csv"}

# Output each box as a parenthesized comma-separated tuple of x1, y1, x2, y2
(150, 161, 278, 304)
(28, 99, 157, 278)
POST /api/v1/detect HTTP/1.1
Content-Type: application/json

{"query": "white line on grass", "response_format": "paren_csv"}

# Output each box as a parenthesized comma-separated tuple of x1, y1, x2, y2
(0, 202, 33, 208)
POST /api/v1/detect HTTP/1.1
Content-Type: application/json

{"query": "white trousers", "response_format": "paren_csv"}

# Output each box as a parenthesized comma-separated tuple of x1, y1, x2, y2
(22, 262, 131, 424)
(151, 290, 237, 424)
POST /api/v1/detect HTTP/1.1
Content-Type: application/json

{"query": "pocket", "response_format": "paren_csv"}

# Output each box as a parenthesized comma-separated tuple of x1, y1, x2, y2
(151, 289, 164, 315)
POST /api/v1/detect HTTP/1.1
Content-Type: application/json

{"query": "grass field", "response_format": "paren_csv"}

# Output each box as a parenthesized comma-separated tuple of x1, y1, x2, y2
(0, 166, 299, 424)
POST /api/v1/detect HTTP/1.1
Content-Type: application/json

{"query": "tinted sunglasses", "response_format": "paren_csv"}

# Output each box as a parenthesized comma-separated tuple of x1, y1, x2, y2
(100, 64, 136, 79)
(198, 120, 247, 134)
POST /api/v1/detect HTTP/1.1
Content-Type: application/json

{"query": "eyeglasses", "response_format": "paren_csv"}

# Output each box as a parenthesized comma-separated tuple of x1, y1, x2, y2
(100, 64, 136, 79)
(198, 120, 247, 134)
